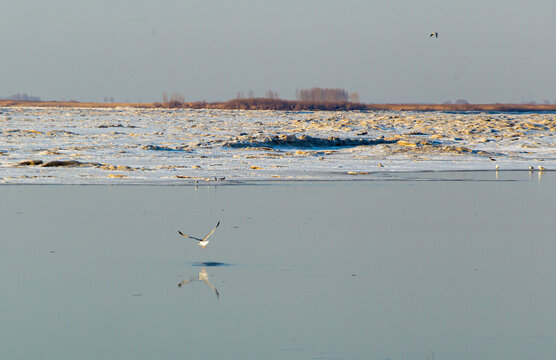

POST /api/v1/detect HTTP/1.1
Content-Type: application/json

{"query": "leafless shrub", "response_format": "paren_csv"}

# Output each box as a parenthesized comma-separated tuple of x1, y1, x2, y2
(5, 93, 41, 101)
(161, 92, 185, 108)
(265, 90, 280, 99)
(349, 92, 360, 103)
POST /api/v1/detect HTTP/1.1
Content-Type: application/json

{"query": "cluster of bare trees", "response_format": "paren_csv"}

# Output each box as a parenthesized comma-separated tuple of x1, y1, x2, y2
(156, 87, 361, 109)
(4, 93, 41, 101)
(265, 90, 279, 99)
(236, 90, 280, 100)
(213, 98, 367, 111)
(234, 88, 359, 103)
(162, 92, 185, 107)
(295, 88, 359, 103)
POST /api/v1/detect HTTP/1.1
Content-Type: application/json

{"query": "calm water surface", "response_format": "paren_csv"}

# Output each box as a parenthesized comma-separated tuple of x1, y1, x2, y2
(1, 171, 555, 360)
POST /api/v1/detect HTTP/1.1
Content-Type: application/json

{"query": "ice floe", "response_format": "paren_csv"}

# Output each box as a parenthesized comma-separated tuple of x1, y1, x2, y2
(0, 106, 555, 183)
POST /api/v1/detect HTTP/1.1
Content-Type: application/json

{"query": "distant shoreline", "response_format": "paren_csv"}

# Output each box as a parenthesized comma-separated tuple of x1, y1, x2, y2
(2, 99, 556, 112)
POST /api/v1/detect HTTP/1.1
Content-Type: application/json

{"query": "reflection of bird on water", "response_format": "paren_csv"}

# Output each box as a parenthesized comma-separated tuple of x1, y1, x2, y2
(178, 267, 220, 299)
(178, 221, 220, 248)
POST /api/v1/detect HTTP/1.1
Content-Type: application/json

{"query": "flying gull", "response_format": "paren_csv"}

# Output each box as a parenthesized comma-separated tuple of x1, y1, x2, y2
(178, 221, 220, 248)
(430, 32, 438, 38)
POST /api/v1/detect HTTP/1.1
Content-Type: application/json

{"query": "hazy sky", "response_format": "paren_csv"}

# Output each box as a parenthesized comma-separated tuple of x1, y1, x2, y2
(2, 0, 555, 103)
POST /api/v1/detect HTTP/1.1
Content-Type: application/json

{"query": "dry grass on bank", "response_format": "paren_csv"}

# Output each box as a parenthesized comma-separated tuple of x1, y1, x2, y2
(0, 100, 152, 108)
(2, 99, 556, 112)
(364, 103, 556, 112)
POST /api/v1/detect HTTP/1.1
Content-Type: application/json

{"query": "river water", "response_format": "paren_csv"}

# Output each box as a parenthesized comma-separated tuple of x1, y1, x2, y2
(1, 172, 555, 359)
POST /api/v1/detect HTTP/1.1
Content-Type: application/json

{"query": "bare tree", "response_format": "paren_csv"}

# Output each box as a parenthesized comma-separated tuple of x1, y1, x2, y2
(167, 92, 185, 107)
(169, 92, 184, 103)
(8, 93, 41, 101)
(295, 88, 349, 102)
(349, 92, 360, 103)
(265, 90, 279, 99)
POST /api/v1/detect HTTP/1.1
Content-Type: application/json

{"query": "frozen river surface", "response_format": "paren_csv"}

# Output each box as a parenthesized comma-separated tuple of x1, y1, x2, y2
(1, 107, 555, 183)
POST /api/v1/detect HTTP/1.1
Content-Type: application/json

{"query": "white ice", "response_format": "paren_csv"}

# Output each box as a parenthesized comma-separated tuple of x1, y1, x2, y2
(1, 107, 555, 184)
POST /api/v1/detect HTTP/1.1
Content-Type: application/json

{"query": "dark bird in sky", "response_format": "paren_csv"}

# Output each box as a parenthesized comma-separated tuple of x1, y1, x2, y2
(430, 32, 439, 38)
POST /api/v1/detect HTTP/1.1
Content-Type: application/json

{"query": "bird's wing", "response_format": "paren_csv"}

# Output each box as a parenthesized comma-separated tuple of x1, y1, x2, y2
(202, 221, 220, 241)
(178, 231, 203, 242)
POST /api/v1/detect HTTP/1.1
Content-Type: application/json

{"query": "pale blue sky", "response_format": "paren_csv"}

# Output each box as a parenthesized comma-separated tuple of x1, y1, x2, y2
(1, 0, 555, 103)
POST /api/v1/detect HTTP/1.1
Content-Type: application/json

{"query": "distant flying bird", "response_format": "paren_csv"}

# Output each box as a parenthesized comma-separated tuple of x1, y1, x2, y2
(430, 32, 438, 38)
(178, 221, 220, 248)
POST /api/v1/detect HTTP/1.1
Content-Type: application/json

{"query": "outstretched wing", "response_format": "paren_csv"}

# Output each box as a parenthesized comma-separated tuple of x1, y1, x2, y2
(178, 231, 203, 242)
(202, 221, 220, 241)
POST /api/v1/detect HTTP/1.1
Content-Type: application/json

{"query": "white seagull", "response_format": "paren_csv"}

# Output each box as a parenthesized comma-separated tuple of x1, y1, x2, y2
(178, 221, 220, 248)
(430, 32, 438, 38)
